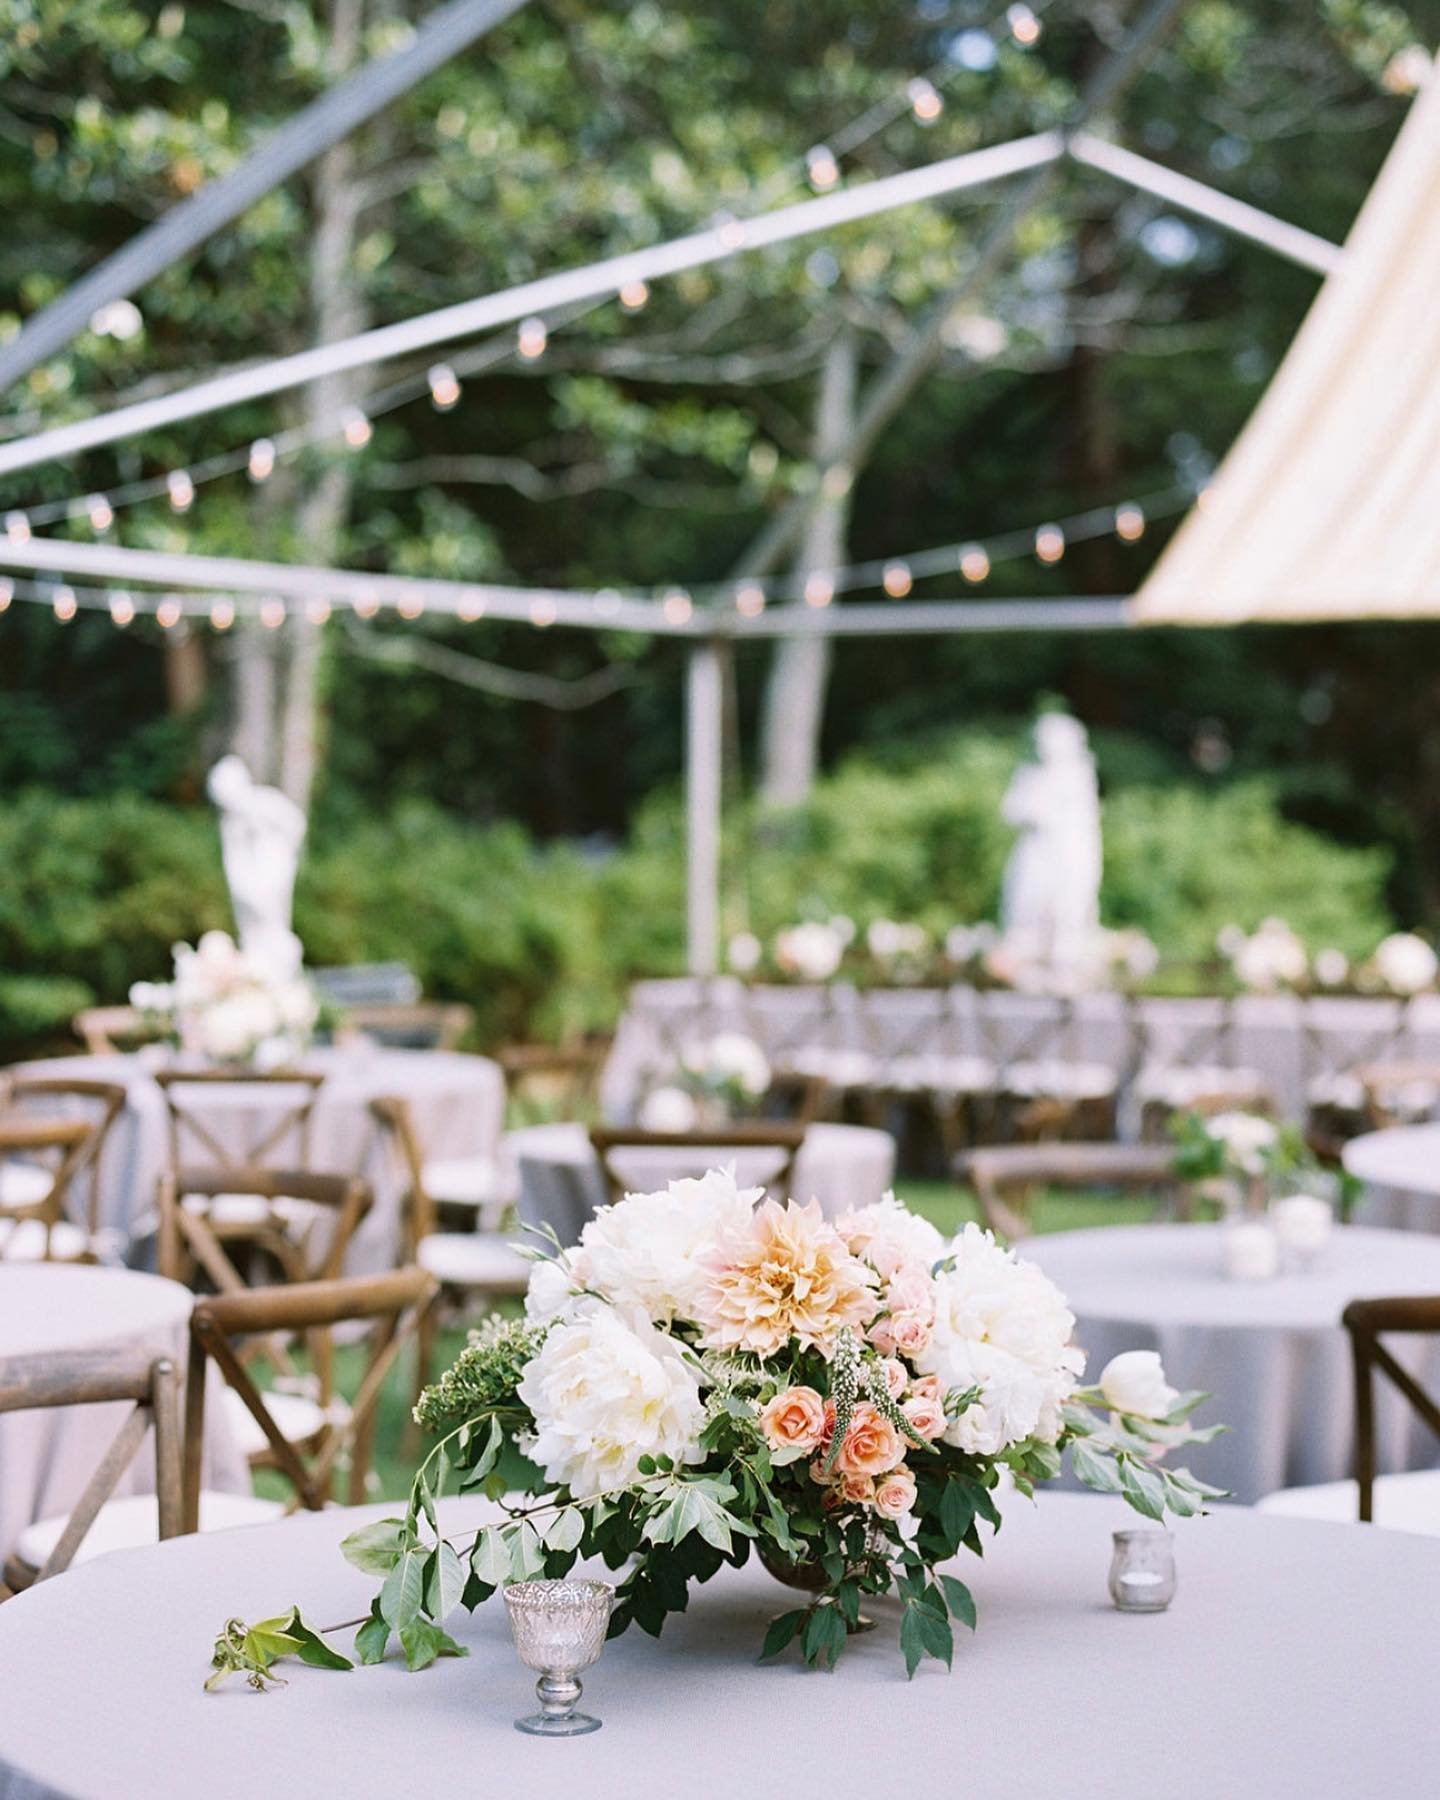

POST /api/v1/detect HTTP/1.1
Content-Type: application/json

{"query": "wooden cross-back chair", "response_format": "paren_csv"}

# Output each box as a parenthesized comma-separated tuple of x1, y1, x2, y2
(0, 1349, 181, 1593)
(152, 1067, 327, 1175)
(498, 1037, 613, 1124)
(1345, 1295, 1440, 1523)
(339, 1001, 474, 1052)
(589, 1122, 808, 1206)
(72, 1004, 148, 1054)
(959, 1141, 1185, 1243)
(0, 1078, 128, 1262)
(182, 1266, 438, 1528)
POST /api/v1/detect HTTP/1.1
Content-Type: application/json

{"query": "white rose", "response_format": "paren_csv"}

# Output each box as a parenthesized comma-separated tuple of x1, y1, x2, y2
(578, 1166, 760, 1323)
(1373, 932, 1438, 996)
(704, 1032, 770, 1096)
(1207, 1111, 1278, 1176)
(1099, 1350, 1178, 1418)
(516, 1301, 705, 1495)
(774, 922, 843, 981)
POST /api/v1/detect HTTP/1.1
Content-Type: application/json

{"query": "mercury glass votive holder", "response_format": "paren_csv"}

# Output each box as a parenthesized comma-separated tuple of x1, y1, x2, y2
(503, 1579, 615, 1737)
(1109, 1529, 1177, 1613)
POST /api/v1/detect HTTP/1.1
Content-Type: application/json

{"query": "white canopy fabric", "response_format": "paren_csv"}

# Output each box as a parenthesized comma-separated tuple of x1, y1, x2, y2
(1135, 69, 1440, 625)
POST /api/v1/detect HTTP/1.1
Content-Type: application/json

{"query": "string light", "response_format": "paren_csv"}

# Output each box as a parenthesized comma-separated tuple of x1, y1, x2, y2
(209, 598, 235, 630)
(594, 588, 623, 618)
(259, 597, 286, 629)
(517, 317, 548, 360)
(353, 593, 380, 619)
(803, 572, 834, 608)
(960, 544, 991, 583)
(87, 494, 114, 532)
(715, 213, 748, 251)
(156, 596, 183, 628)
(1007, 3, 1041, 45)
(457, 594, 487, 621)
(736, 581, 766, 616)
(882, 560, 913, 598)
(618, 280, 650, 312)
(1115, 502, 1146, 542)
(397, 592, 426, 619)
(907, 77, 944, 122)
(1035, 522, 1065, 564)
(806, 145, 840, 191)
(248, 438, 276, 481)
(5, 510, 31, 544)
(662, 587, 693, 626)
(305, 597, 332, 625)
(821, 464, 853, 501)
(340, 407, 373, 449)
(109, 591, 136, 626)
(0, 578, 11, 613)
(52, 585, 77, 622)
(167, 469, 195, 512)
(531, 596, 558, 627)
(1196, 484, 1217, 514)
(427, 363, 461, 410)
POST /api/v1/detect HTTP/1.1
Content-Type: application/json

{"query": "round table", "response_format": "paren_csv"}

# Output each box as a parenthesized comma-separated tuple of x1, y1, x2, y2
(0, 1265, 247, 1563)
(1023, 1223, 1440, 1503)
(1, 1494, 1437, 1798)
(1344, 1124, 1440, 1232)
(18, 1047, 507, 1270)
(512, 1119, 896, 1245)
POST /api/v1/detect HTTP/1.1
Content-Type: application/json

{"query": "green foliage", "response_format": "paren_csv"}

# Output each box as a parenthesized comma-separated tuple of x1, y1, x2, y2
(205, 1610, 352, 1693)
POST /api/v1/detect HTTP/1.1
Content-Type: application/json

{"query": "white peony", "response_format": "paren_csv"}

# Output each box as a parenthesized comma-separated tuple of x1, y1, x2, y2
(1372, 932, 1438, 996)
(834, 1192, 945, 1281)
(682, 1031, 770, 1097)
(774, 921, 844, 982)
(1230, 917, 1308, 992)
(196, 990, 278, 1061)
(525, 1251, 589, 1322)
(915, 1224, 1082, 1454)
(516, 1300, 705, 1495)
(578, 1166, 760, 1323)
(1206, 1110, 1278, 1176)
(1099, 1350, 1178, 1418)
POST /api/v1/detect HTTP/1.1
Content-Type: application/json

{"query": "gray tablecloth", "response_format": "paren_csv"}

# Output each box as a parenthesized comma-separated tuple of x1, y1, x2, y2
(1344, 1124, 1440, 1231)
(1, 1493, 1437, 1799)
(513, 1119, 896, 1245)
(0, 1265, 247, 1562)
(1024, 1223, 1440, 1502)
(16, 1047, 506, 1271)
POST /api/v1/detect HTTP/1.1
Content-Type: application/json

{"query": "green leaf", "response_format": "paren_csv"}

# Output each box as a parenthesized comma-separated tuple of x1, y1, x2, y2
(800, 1602, 846, 1670)
(339, 1516, 409, 1576)
(470, 1526, 512, 1587)
(379, 1546, 427, 1630)
(938, 1574, 976, 1631)
(355, 1601, 390, 1666)
(899, 1599, 953, 1678)
(1119, 1457, 1168, 1522)
(509, 1521, 547, 1581)
(541, 1507, 585, 1553)
(281, 1608, 353, 1672)
(426, 1541, 466, 1621)
(1072, 1439, 1125, 1494)
(398, 1617, 469, 1673)
(937, 1478, 976, 1550)
(759, 1608, 807, 1662)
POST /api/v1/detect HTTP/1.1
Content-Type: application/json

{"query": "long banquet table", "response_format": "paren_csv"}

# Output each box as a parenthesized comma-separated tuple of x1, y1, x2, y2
(0, 1493, 1436, 1799)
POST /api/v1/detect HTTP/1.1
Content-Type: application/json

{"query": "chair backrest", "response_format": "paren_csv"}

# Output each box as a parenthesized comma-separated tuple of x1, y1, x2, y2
(369, 1095, 435, 1257)
(589, 1122, 807, 1206)
(153, 1067, 327, 1173)
(0, 1349, 181, 1584)
(157, 1165, 372, 1295)
(1343, 1295, 1440, 1522)
(311, 963, 421, 1009)
(71, 1005, 147, 1055)
(497, 1038, 613, 1125)
(1355, 1062, 1440, 1130)
(2, 1078, 128, 1243)
(339, 1001, 473, 1052)
(182, 1266, 438, 1527)
(959, 1141, 1183, 1241)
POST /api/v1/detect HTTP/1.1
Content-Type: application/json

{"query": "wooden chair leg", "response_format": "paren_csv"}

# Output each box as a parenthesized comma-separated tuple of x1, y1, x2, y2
(404, 1298, 440, 1455)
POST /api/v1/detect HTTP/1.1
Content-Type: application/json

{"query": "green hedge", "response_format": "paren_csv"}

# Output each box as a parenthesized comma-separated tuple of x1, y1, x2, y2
(0, 730, 1399, 1057)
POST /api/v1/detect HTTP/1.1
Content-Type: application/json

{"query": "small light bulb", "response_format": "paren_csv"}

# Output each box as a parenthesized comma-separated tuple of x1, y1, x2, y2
(960, 544, 990, 583)
(594, 588, 623, 618)
(1007, 3, 1041, 46)
(167, 469, 195, 512)
(341, 406, 372, 449)
(803, 572, 834, 608)
(155, 596, 183, 629)
(0, 577, 12, 613)
(1196, 484, 1217, 514)
(353, 593, 380, 620)
(517, 317, 548, 359)
(908, 77, 944, 122)
(736, 582, 766, 617)
(715, 213, 747, 251)
(87, 494, 114, 532)
(806, 145, 840, 190)
(882, 561, 913, 598)
(5, 510, 31, 544)
(260, 597, 286, 629)
(457, 594, 486, 621)
(662, 588, 693, 626)
(305, 597, 332, 625)
(53, 585, 77, 622)
(821, 464, 853, 501)
(531, 596, 558, 627)
(619, 280, 649, 311)
(1115, 503, 1146, 543)
(248, 438, 276, 481)
(428, 363, 461, 410)
(397, 591, 425, 620)
(1035, 523, 1065, 564)
(109, 591, 136, 626)
(209, 598, 235, 631)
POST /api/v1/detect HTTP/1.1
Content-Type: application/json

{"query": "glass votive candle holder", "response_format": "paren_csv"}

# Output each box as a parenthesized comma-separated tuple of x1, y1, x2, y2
(1109, 1529, 1177, 1612)
(1222, 1218, 1279, 1282)
(503, 1579, 615, 1737)
(1271, 1191, 1333, 1271)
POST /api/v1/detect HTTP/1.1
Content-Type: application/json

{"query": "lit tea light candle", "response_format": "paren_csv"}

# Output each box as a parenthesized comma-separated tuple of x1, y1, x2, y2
(1224, 1220, 1279, 1282)
(1273, 1194, 1332, 1264)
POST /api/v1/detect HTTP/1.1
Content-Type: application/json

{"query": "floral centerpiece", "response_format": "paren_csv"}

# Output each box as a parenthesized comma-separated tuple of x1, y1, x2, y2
(1170, 1109, 1356, 1219)
(329, 1173, 1222, 1678)
(639, 1032, 772, 1131)
(130, 929, 319, 1069)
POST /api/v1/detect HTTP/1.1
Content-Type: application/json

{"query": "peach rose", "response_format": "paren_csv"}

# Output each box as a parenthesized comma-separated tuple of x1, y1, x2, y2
(880, 1357, 908, 1399)
(886, 1310, 934, 1358)
(902, 1394, 946, 1442)
(910, 1374, 943, 1403)
(839, 1470, 876, 1506)
(759, 1385, 827, 1454)
(809, 1455, 834, 1487)
(873, 1466, 918, 1520)
(885, 1264, 935, 1315)
(837, 1402, 905, 1478)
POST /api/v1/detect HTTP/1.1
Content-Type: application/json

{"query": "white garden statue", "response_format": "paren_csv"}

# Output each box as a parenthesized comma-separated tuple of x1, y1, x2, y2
(206, 755, 307, 983)
(998, 713, 1103, 983)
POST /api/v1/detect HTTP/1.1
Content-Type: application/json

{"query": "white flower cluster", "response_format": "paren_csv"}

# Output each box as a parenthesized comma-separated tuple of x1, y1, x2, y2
(1204, 1110, 1279, 1176)
(130, 929, 318, 1068)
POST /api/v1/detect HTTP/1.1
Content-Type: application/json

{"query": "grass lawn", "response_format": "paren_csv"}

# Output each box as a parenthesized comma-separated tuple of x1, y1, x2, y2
(288, 1178, 1156, 1505)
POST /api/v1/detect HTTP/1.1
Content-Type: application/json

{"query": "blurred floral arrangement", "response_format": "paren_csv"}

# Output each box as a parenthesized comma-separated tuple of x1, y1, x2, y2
(130, 929, 320, 1069)
(1216, 921, 1439, 997)
(1169, 1109, 1358, 1213)
(638, 1031, 772, 1130)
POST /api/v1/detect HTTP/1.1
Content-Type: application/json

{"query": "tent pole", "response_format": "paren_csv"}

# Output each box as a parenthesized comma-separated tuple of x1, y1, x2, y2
(686, 640, 724, 977)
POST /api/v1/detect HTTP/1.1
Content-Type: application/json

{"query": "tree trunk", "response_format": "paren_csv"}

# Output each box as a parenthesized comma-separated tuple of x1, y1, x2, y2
(229, 620, 280, 783)
(758, 325, 857, 806)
